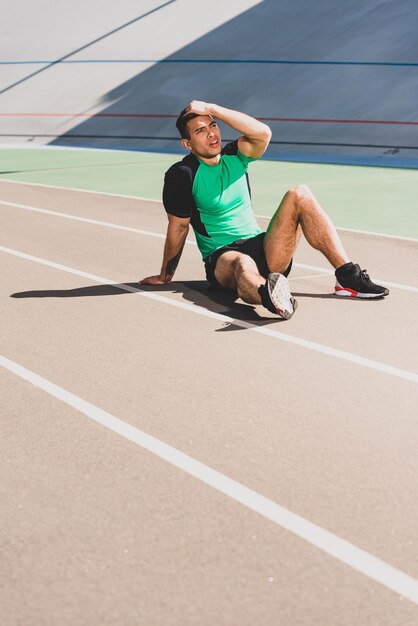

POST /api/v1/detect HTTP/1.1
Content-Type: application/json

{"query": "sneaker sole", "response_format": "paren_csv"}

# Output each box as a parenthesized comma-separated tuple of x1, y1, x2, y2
(335, 285, 388, 298)
(279, 296, 298, 319)
(268, 273, 298, 319)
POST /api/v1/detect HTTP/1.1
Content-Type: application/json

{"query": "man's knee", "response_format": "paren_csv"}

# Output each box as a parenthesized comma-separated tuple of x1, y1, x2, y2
(214, 252, 257, 289)
(287, 184, 312, 204)
(233, 253, 258, 279)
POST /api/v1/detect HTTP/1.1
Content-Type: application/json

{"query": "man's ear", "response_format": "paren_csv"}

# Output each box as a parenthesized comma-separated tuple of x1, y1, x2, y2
(181, 138, 192, 152)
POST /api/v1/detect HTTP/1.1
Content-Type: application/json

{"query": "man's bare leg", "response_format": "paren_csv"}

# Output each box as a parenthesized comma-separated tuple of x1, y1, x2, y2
(213, 251, 296, 318)
(264, 184, 350, 272)
(214, 251, 264, 304)
(263, 184, 389, 299)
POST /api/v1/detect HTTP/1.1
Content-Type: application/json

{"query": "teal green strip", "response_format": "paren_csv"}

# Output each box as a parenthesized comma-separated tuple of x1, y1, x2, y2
(1, 147, 417, 238)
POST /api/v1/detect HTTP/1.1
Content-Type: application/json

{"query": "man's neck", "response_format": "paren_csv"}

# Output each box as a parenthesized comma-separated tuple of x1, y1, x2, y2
(193, 152, 221, 166)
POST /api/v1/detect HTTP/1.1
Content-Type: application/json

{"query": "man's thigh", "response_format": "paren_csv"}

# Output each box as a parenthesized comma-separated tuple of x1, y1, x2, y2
(214, 251, 259, 290)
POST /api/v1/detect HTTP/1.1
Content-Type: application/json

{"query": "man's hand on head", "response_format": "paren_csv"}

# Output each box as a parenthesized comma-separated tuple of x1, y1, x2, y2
(186, 100, 215, 117)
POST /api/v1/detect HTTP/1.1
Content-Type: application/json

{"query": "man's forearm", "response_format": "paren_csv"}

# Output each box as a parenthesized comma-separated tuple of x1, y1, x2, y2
(207, 103, 271, 143)
(185, 100, 271, 157)
(159, 223, 189, 282)
(160, 238, 186, 282)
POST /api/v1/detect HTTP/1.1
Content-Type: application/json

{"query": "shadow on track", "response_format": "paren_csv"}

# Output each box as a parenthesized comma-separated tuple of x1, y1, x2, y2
(10, 280, 284, 331)
(11, 284, 130, 298)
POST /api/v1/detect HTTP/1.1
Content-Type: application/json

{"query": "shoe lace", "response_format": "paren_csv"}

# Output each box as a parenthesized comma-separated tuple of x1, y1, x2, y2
(361, 269, 370, 280)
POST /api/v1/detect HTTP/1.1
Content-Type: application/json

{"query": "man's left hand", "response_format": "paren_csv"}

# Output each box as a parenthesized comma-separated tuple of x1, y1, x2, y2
(186, 100, 214, 117)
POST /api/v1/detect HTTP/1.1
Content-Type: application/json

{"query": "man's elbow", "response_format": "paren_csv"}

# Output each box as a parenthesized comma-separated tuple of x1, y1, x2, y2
(254, 124, 271, 153)
(167, 215, 190, 232)
(174, 222, 190, 241)
(178, 221, 190, 234)
(256, 125, 272, 156)
(262, 124, 272, 145)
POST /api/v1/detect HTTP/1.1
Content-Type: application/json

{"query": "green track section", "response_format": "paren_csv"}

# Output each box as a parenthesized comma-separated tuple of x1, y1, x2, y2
(1, 147, 418, 239)
(0, 148, 177, 201)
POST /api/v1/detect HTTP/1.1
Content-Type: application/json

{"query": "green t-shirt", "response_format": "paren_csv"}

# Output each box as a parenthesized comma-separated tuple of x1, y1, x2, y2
(163, 140, 262, 259)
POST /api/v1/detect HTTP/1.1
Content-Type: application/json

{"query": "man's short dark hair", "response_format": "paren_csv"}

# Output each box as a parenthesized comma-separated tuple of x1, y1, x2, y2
(175, 108, 199, 140)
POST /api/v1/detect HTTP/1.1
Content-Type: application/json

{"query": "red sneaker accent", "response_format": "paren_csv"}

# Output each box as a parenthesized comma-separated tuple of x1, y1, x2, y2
(335, 285, 359, 296)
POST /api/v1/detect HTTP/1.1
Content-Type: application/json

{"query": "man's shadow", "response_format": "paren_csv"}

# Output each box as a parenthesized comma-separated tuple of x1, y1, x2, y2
(10, 280, 289, 332)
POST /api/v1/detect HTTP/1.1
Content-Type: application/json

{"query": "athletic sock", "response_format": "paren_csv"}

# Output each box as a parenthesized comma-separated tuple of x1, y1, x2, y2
(258, 282, 276, 314)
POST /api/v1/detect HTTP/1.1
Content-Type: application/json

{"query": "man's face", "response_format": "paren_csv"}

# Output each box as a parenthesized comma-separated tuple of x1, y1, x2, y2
(182, 115, 222, 159)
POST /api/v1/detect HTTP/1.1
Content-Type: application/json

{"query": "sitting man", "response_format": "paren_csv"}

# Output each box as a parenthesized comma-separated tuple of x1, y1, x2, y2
(140, 100, 389, 318)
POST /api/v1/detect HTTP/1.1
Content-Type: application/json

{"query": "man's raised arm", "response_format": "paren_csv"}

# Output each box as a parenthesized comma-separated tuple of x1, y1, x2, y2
(186, 100, 272, 158)
(140, 214, 190, 285)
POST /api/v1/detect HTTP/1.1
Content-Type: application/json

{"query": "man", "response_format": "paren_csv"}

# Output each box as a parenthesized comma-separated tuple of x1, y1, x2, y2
(140, 101, 389, 318)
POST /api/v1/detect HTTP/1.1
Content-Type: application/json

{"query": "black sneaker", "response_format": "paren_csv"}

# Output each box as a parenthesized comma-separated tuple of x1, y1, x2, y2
(258, 273, 298, 319)
(335, 263, 389, 298)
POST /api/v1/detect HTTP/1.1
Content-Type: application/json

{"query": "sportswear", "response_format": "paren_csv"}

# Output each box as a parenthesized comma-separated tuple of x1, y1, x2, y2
(163, 141, 262, 259)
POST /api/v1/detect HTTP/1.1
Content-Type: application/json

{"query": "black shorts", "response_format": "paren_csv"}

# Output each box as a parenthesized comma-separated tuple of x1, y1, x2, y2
(204, 232, 292, 289)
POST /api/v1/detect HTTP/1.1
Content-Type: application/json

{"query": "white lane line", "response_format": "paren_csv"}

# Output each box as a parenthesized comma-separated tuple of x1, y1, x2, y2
(335, 225, 418, 243)
(1, 199, 417, 293)
(1, 352, 418, 605)
(0, 183, 161, 206)
(1, 245, 417, 384)
(289, 273, 331, 282)
(0, 178, 417, 243)
(0, 199, 173, 243)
